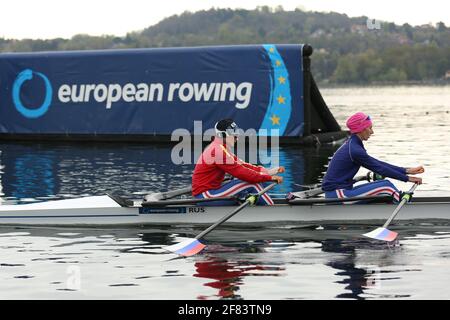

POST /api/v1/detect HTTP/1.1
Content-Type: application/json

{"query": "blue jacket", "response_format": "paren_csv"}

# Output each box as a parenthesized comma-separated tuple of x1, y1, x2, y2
(322, 135, 408, 191)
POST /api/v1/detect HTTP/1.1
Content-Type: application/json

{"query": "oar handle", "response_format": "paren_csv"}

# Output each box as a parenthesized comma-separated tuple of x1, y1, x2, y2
(195, 182, 278, 240)
(364, 171, 385, 182)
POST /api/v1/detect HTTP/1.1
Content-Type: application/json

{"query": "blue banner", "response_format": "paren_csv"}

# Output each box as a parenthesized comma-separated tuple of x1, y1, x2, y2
(0, 44, 304, 137)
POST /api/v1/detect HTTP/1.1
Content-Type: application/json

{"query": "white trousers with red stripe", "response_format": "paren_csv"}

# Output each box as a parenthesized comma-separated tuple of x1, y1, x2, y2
(325, 179, 400, 203)
(196, 179, 275, 206)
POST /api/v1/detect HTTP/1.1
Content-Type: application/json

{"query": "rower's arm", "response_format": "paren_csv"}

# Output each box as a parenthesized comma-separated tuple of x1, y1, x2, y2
(217, 155, 273, 183)
(374, 158, 406, 174)
(235, 156, 266, 173)
(353, 150, 409, 182)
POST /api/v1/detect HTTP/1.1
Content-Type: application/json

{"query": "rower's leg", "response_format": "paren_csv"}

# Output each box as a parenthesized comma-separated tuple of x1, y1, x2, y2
(253, 183, 275, 205)
(198, 179, 274, 206)
(343, 180, 401, 202)
(324, 190, 340, 199)
(229, 181, 275, 205)
(195, 179, 244, 206)
(194, 194, 237, 206)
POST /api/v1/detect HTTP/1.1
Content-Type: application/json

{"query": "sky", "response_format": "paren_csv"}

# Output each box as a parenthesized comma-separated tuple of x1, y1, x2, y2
(1, 0, 449, 40)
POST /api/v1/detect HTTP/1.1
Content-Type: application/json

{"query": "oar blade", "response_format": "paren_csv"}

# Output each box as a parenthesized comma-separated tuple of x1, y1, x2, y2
(363, 227, 398, 242)
(164, 238, 206, 257)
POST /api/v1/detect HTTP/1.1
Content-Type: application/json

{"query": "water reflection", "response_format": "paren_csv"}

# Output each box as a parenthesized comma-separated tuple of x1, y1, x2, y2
(1, 225, 450, 299)
(11, 152, 56, 199)
(194, 251, 286, 300)
(194, 257, 245, 299)
(177, 228, 416, 300)
(321, 239, 385, 299)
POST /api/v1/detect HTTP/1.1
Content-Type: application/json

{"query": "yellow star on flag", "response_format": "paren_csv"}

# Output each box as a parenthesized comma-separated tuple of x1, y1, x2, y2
(270, 114, 281, 126)
(275, 60, 282, 66)
(277, 95, 286, 104)
(278, 76, 286, 84)
(269, 47, 275, 53)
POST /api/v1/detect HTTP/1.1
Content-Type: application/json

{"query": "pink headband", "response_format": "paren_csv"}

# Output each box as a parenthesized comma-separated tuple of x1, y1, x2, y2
(346, 112, 372, 133)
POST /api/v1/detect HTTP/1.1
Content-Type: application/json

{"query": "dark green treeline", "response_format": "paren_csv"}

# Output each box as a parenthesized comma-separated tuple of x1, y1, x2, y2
(1, 6, 449, 84)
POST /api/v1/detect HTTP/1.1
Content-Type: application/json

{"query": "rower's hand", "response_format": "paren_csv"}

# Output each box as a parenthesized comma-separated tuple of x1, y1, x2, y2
(407, 166, 425, 175)
(408, 176, 423, 185)
(267, 166, 285, 175)
(272, 176, 284, 184)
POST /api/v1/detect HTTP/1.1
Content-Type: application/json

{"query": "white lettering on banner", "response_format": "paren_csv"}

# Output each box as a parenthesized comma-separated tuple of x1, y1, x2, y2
(235, 82, 252, 109)
(93, 84, 107, 102)
(167, 83, 180, 102)
(106, 84, 122, 109)
(221, 83, 236, 101)
(194, 83, 215, 101)
(179, 83, 194, 102)
(136, 83, 149, 102)
(57, 81, 253, 109)
(149, 83, 163, 102)
(71, 84, 85, 103)
(84, 84, 96, 101)
(58, 84, 71, 103)
(122, 83, 136, 102)
(213, 83, 221, 101)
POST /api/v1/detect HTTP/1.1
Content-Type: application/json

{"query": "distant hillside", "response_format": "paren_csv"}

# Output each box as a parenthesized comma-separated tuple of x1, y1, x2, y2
(1, 6, 449, 84)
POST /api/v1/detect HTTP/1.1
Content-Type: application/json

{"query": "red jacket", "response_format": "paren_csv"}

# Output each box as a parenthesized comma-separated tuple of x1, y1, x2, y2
(192, 138, 273, 196)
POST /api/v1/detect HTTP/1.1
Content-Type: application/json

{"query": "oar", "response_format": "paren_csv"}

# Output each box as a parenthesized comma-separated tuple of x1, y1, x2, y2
(164, 182, 278, 257)
(289, 194, 392, 205)
(143, 186, 192, 202)
(143, 177, 233, 201)
(142, 196, 239, 207)
(363, 183, 419, 242)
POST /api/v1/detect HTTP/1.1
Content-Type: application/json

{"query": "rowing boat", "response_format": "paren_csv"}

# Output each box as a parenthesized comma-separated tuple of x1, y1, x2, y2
(0, 194, 449, 226)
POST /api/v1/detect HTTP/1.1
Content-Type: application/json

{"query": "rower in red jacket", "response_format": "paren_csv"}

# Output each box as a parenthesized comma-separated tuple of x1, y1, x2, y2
(192, 119, 284, 205)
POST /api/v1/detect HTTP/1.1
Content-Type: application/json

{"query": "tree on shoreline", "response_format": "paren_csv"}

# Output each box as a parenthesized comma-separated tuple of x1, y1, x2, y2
(1, 7, 449, 84)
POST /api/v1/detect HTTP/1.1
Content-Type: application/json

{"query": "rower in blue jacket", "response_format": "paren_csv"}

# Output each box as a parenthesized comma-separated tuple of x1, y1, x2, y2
(322, 112, 424, 202)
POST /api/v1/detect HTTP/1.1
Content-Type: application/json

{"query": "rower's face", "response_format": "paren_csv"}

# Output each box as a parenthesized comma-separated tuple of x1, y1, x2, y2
(360, 126, 374, 141)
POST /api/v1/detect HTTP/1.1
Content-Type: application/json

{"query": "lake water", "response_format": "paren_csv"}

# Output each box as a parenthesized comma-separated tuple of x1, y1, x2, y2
(1, 85, 449, 300)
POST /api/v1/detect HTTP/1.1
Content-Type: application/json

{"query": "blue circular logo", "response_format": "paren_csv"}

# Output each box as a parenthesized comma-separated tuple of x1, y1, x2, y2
(12, 69, 53, 118)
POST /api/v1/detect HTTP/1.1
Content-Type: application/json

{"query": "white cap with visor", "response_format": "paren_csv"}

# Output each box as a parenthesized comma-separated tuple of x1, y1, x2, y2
(214, 119, 241, 138)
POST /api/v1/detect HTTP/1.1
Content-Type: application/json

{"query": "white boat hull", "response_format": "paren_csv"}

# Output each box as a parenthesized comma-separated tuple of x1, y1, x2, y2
(0, 195, 449, 226)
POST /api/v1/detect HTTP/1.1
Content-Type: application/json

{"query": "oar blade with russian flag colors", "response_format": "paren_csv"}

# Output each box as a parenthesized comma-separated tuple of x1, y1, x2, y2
(164, 183, 278, 257)
(362, 183, 418, 242)
(363, 227, 398, 242)
(165, 238, 206, 257)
